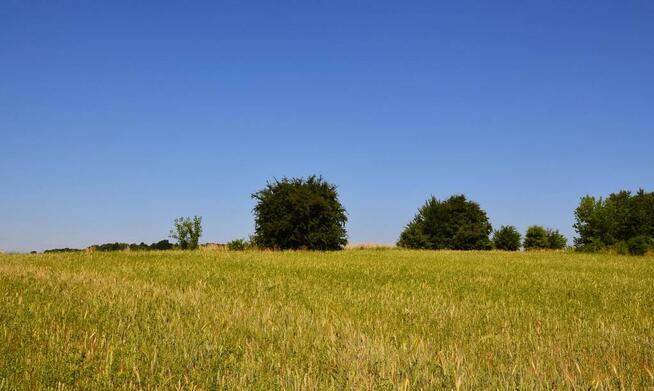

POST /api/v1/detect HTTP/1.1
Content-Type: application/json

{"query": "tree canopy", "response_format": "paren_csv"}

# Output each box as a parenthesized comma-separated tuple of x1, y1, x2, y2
(252, 176, 348, 250)
(397, 195, 492, 250)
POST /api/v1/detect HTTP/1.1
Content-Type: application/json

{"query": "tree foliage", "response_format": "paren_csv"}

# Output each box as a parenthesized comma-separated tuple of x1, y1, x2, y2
(523, 226, 549, 250)
(546, 229, 567, 250)
(627, 236, 651, 256)
(252, 176, 348, 250)
(574, 189, 654, 254)
(227, 238, 253, 251)
(492, 225, 521, 251)
(397, 195, 493, 250)
(170, 216, 203, 250)
(523, 226, 567, 250)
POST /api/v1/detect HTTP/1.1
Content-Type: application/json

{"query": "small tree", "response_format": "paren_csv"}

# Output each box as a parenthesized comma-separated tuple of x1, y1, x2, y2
(150, 239, 174, 250)
(573, 189, 654, 252)
(252, 176, 348, 250)
(397, 195, 493, 250)
(546, 229, 567, 250)
(523, 225, 549, 250)
(492, 225, 521, 251)
(170, 216, 203, 250)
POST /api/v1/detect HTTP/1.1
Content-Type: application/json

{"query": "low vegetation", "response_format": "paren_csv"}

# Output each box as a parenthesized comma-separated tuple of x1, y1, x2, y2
(1, 250, 652, 389)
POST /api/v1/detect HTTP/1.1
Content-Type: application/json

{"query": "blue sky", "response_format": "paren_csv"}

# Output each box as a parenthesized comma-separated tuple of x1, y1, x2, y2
(1, 1, 653, 252)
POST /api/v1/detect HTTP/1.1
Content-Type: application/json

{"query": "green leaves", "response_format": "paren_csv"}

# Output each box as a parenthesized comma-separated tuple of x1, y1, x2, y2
(170, 216, 203, 250)
(574, 189, 654, 254)
(398, 195, 493, 250)
(493, 225, 521, 251)
(252, 176, 348, 250)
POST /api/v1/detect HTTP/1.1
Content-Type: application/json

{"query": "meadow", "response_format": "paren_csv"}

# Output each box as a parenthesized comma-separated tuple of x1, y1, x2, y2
(1, 250, 652, 389)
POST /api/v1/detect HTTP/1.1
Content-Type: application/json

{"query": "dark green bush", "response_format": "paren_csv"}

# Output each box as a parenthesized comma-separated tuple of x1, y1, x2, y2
(627, 236, 650, 256)
(397, 195, 492, 250)
(43, 248, 82, 253)
(492, 225, 521, 251)
(93, 242, 130, 251)
(523, 226, 549, 250)
(252, 176, 348, 250)
(129, 242, 150, 251)
(150, 240, 174, 250)
(227, 239, 250, 251)
(574, 189, 654, 252)
(546, 229, 567, 250)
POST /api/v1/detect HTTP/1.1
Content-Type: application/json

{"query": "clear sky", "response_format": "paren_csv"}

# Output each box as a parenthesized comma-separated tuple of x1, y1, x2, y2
(1, 1, 653, 252)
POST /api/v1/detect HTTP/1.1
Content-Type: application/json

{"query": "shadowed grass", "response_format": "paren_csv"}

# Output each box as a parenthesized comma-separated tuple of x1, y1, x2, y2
(1, 250, 653, 389)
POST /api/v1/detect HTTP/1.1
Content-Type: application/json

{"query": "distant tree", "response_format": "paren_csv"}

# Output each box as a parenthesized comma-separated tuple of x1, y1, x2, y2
(170, 216, 203, 250)
(227, 238, 250, 251)
(150, 239, 174, 250)
(92, 242, 129, 251)
(252, 176, 348, 250)
(492, 225, 521, 251)
(397, 195, 493, 250)
(44, 248, 82, 253)
(546, 229, 567, 250)
(129, 242, 150, 251)
(523, 226, 549, 250)
(574, 189, 654, 252)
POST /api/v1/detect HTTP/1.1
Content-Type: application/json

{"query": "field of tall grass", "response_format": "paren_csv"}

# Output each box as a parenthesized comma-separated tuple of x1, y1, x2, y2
(1, 250, 652, 389)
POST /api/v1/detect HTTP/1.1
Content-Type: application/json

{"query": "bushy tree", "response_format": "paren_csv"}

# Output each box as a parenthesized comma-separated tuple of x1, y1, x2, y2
(546, 229, 567, 250)
(170, 216, 203, 250)
(397, 195, 492, 250)
(523, 226, 549, 250)
(524, 226, 566, 250)
(93, 242, 129, 251)
(150, 239, 174, 250)
(492, 225, 521, 251)
(252, 176, 348, 250)
(574, 189, 654, 252)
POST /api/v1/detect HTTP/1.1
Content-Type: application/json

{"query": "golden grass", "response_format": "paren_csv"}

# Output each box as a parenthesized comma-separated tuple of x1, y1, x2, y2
(1, 250, 653, 389)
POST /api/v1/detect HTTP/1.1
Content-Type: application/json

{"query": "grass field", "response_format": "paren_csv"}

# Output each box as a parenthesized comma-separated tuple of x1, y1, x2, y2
(1, 250, 653, 389)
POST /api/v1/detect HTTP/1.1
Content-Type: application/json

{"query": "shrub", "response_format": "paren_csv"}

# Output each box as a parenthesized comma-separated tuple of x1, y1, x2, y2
(492, 225, 521, 251)
(627, 236, 650, 256)
(129, 242, 150, 251)
(576, 237, 606, 253)
(170, 216, 203, 250)
(43, 248, 82, 253)
(523, 226, 549, 250)
(397, 195, 493, 250)
(150, 240, 174, 250)
(546, 229, 567, 250)
(574, 189, 654, 251)
(93, 242, 129, 251)
(252, 176, 348, 250)
(227, 239, 250, 251)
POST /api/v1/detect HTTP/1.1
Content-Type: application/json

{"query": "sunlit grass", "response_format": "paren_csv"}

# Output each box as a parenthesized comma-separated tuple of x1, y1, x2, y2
(1, 250, 652, 389)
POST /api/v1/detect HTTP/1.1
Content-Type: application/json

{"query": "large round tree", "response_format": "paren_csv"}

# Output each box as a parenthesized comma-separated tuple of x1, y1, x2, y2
(397, 195, 492, 250)
(252, 176, 348, 250)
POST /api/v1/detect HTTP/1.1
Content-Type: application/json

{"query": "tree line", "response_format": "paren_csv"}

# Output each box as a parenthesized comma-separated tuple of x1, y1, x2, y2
(40, 176, 653, 256)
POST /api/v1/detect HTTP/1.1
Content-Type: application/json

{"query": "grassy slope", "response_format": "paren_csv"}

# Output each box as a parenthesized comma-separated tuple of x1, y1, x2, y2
(1, 250, 653, 389)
